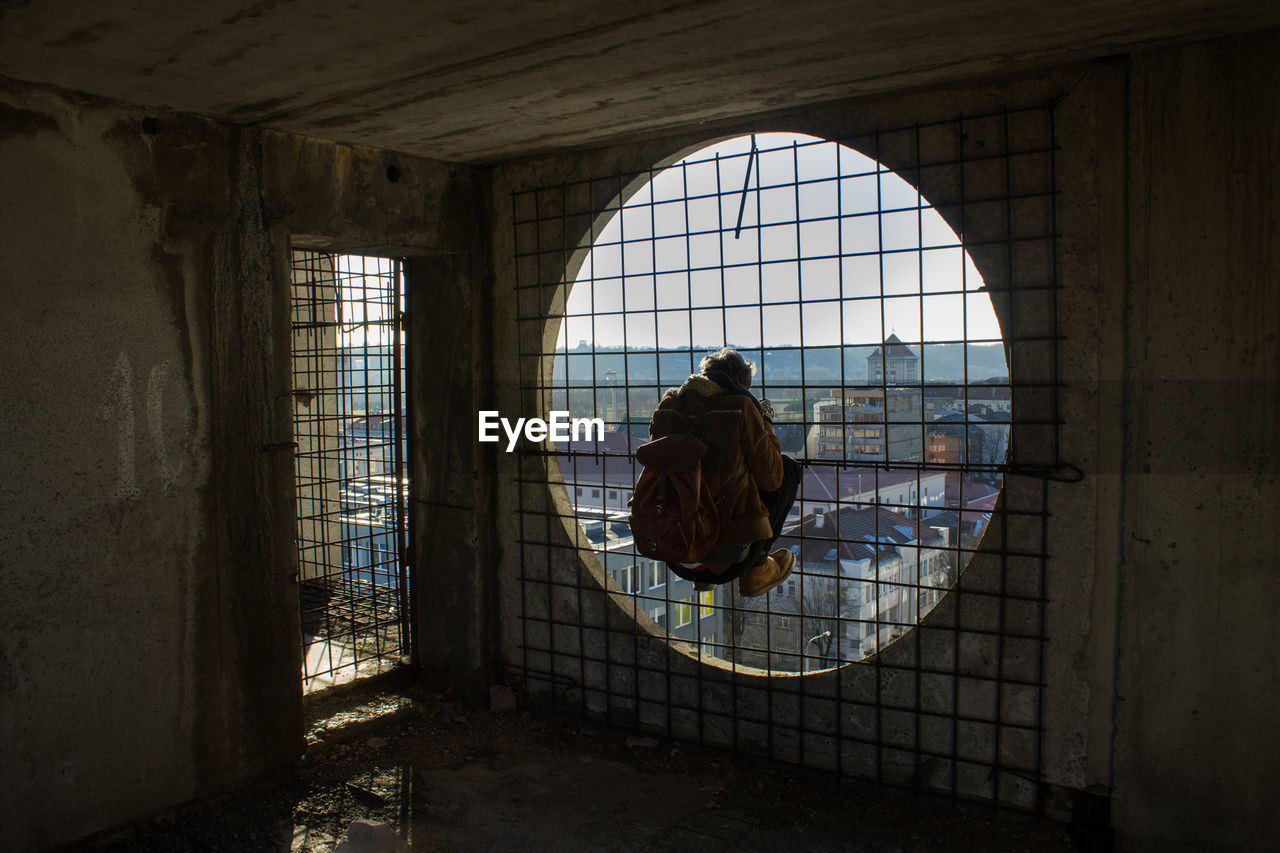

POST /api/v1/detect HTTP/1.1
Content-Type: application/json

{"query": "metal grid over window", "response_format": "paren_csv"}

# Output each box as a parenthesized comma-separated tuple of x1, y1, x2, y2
(508, 107, 1062, 810)
(291, 250, 410, 693)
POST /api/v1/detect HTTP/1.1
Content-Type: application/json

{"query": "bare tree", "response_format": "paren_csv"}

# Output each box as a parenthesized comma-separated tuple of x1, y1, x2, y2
(967, 421, 1009, 487)
(799, 574, 839, 669)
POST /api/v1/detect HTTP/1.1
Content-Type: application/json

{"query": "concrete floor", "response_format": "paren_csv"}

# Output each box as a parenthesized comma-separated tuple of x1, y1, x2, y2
(79, 681, 1084, 852)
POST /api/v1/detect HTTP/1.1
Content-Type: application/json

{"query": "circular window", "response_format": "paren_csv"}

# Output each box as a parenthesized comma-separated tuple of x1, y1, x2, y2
(550, 132, 1009, 673)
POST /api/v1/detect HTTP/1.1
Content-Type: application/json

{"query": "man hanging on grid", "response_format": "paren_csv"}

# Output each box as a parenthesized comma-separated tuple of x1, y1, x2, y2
(647, 346, 802, 596)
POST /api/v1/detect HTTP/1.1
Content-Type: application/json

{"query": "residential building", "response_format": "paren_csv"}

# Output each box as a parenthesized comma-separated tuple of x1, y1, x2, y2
(577, 507, 728, 649)
(790, 466, 948, 522)
(866, 334, 920, 384)
(732, 505, 953, 671)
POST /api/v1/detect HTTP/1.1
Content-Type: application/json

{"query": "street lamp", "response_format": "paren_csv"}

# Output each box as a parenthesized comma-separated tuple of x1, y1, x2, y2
(804, 630, 832, 673)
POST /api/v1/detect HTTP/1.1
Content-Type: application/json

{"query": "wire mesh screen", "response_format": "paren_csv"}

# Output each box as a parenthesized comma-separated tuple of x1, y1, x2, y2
(291, 250, 410, 693)
(509, 107, 1061, 809)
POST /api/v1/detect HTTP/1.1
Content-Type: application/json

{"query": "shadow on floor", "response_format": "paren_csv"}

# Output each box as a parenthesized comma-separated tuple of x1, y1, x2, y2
(79, 684, 1077, 852)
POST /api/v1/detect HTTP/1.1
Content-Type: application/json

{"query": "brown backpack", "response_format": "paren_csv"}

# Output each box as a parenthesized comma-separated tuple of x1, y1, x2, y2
(628, 432, 742, 563)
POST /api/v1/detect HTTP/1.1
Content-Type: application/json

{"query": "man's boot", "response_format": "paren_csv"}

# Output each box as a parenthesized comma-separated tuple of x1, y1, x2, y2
(738, 548, 796, 597)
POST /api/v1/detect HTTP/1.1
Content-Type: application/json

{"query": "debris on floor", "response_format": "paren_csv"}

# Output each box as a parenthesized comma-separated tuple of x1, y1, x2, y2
(82, 682, 1076, 852)
(489, 684, 518, 713)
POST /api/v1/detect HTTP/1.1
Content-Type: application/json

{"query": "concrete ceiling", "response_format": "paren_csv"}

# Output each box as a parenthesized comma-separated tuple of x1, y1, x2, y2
(2, 1, 1278, 163)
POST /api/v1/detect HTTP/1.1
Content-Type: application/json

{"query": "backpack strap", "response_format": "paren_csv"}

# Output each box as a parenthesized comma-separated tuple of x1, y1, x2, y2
(635, 432, 706, 470)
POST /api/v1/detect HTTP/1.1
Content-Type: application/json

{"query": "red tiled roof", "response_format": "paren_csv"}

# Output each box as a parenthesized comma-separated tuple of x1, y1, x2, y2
(799, 466, 946, 502)
(943, 478, 1002, 509)
(776, 504, 944, 565)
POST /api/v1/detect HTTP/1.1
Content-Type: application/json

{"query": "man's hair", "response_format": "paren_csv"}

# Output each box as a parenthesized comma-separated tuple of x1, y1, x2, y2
(699, 346, 755, 388)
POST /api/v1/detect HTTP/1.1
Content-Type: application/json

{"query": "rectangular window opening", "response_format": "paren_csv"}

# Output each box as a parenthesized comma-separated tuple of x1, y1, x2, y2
(292, 249, 410, 694)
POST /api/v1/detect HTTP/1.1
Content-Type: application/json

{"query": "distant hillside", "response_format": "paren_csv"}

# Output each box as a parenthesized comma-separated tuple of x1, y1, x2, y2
(551, 343, 1008, 385)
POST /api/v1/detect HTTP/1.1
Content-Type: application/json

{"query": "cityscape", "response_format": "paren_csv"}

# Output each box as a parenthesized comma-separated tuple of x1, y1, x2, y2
(319, 331, 1009, 672)
(294, 342, 407, 597)
(312, 124, 1013, 673)
(556, 334, 1009, 672)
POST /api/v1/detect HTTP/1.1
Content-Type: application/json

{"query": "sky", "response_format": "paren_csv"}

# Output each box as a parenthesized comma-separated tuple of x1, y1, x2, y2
(333, 254, 403, 349)
(557, 132, 1004, 354)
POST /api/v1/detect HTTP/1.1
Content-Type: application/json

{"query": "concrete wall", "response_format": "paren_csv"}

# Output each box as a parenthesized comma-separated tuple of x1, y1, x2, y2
(489, 57, 1104, 814)
(1114, 32, 1280, 848)
(489, 29, 1280, 851)
(0, 79, 485, 850)
(0, 82, 294, 849)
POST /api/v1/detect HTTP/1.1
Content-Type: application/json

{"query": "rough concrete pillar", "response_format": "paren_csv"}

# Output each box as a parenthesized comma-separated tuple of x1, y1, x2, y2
(1113, 30, 1280, 849)
(289, 250, 344, 582)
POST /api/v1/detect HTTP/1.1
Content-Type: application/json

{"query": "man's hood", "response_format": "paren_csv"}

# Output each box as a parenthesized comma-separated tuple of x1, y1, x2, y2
(677, 374, 728, 397)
